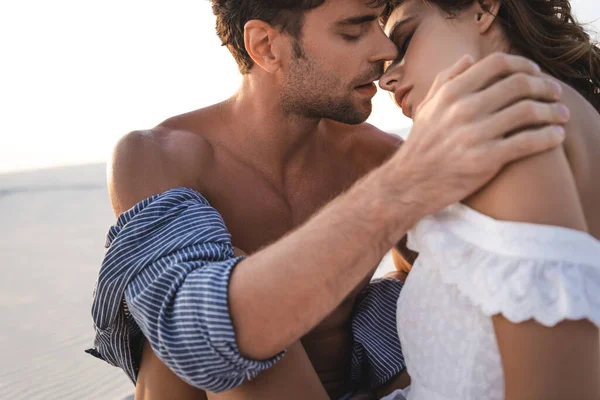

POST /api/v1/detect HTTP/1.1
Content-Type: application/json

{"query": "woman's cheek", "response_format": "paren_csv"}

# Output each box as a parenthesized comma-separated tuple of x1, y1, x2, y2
(416, 73, 437, 108)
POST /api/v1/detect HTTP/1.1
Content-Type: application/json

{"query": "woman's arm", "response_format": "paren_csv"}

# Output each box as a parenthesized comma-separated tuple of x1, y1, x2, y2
(492, 315, 599, 400)
(464, 143, 600, 399)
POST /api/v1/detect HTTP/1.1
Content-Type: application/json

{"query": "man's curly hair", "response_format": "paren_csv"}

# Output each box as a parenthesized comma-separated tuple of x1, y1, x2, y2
(211, 0, 390, 74)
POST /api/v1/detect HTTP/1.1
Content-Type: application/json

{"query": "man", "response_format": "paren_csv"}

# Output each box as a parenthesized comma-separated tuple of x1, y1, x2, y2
(88, 0, 569, 398)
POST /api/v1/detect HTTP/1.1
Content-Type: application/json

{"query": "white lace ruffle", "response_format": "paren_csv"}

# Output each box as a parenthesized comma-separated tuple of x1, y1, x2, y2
(407, 203, 600, 328)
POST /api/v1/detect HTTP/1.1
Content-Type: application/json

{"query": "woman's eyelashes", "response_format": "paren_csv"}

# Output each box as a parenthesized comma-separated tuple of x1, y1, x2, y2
(399, 33, 414, 56)
(387, 31, 414, 66)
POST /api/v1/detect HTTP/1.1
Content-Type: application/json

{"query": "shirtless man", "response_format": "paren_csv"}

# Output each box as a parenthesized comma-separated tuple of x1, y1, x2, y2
(89, 0, 570, 398)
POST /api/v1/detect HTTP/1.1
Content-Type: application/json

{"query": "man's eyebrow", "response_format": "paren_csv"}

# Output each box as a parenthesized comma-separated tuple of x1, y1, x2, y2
(387, 16, 416, 41)
(336, 14, 379, 26)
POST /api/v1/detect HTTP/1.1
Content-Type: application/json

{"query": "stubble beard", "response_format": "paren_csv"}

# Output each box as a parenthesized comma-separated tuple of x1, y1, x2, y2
(280, 48, 371, 125)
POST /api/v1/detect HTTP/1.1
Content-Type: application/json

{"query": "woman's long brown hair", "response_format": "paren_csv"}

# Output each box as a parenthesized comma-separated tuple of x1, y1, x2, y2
(383, 0, 600, 111)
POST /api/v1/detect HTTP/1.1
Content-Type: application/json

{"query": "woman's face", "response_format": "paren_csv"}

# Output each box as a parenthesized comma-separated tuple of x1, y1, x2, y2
(379, 0, 495, 119)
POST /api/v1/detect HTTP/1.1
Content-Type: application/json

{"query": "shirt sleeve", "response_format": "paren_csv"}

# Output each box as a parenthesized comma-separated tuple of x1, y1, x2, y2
(351, 278, 406, 390)
(89, 187, 284, 393)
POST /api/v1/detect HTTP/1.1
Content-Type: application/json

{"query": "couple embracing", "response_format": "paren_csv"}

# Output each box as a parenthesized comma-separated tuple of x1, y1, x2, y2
(88, 0, 600, 399)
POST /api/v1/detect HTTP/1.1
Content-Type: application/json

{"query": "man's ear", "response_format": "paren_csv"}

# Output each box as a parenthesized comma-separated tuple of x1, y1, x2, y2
(474, 0, 501, 34)
(244, 20, 284, 73)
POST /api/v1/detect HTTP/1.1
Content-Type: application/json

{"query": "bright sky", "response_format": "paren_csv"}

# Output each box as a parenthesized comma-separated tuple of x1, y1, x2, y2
(1, 1, 599, 174)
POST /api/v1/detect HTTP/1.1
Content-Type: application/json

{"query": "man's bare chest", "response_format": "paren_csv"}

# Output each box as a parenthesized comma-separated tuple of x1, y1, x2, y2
(217, 187, 345, 252)
(193, 160, 370, 395)
(199, 164, 358, 254)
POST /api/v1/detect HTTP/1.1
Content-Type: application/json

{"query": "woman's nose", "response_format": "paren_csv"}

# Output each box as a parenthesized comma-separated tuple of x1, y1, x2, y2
(379, 62, 402, 93)
(379, 70, 399, 92)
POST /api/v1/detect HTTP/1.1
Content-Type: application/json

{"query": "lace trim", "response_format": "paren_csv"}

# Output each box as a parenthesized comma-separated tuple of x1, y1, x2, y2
(408, 204, 600, 327)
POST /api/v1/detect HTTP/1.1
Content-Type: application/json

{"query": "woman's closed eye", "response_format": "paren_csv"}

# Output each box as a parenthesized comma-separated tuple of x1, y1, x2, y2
(387, 31, 414, 67)
(399, 33, 414, 56)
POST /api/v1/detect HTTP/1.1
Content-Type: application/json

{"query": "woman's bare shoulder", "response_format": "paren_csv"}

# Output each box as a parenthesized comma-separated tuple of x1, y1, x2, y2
(551, 76, 599, 140)
(462, 77, 591, 231)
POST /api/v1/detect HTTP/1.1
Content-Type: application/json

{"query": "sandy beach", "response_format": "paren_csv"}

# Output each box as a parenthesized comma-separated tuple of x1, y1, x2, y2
(0, 164, 132, 400)
(0, 162, 396, 399)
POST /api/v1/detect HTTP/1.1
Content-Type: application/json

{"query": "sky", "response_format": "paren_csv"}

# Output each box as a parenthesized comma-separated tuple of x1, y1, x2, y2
(1, 0, 599, 174)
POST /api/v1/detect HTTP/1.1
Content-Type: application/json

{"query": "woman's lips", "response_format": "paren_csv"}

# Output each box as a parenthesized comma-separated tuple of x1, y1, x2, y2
(395, 86, 413, 118)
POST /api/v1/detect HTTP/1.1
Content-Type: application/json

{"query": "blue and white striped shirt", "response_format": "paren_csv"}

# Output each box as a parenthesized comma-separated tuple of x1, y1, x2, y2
(88, 188, 283, 392)
(87, 187, 405, 393)
(351, 278, 406, 389)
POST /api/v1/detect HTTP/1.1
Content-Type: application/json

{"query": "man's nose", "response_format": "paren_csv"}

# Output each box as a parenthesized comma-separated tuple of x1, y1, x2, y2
(380, 39, 399, 64)
(370, 28, 399, 64)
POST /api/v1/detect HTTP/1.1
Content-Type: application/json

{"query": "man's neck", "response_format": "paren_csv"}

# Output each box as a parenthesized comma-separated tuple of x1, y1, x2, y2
(219, 76, 328, 187)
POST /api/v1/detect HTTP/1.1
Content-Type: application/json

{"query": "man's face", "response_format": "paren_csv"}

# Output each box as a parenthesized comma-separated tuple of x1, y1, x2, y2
(280, 0, 398, 125)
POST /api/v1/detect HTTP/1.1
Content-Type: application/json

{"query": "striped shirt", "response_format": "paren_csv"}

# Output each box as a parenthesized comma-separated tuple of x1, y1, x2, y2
(351, 278, 406, 389)
(87, 187, 405, 393)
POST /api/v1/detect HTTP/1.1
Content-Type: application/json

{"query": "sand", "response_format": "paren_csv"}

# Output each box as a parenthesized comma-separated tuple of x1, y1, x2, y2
(0, 163, 395, 400)
(0, 164, 132, 400)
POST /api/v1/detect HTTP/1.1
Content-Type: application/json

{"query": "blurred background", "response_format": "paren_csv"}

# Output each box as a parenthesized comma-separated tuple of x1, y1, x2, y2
(0, 1, 598, 399)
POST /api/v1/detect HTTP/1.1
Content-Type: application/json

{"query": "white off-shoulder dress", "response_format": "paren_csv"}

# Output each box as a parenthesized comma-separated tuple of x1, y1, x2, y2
(388, 203, 600, 400)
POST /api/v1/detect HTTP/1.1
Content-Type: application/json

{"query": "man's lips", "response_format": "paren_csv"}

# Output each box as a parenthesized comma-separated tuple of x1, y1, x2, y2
(356, 72, 383, 88)
(354, 82, 378, 97)
(394, 86, 413, 118)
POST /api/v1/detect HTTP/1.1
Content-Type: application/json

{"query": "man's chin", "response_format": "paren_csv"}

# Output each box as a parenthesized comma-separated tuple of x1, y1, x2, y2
(330, 112, 370, 125)
(342, 102, 372, 125)
(306, 99, 371, 125)
(325, 98, 371, 125)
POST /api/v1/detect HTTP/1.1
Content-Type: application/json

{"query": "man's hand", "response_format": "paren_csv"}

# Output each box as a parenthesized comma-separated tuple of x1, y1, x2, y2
(383, 53, 568, 221)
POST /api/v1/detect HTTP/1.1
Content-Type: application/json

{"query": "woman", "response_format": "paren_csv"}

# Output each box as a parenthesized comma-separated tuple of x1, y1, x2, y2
(378, 0, 600, 399)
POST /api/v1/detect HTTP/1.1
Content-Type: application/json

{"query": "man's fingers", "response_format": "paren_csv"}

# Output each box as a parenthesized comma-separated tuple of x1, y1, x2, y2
(416, 55, 474, 115)
(472, 74, 563, 116)
(470, 100, 570, 141)
(490, 125, 566, 165)
(445, 53, 542, 99)
(430, 54, 475, 93)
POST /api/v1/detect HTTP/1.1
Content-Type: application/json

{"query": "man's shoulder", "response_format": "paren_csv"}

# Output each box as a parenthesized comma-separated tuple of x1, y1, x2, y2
(325, 120, 404, 172)
(355, 122, 403, 147)
(327, 120, 402, 149)
(108, 123, 216, 215)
